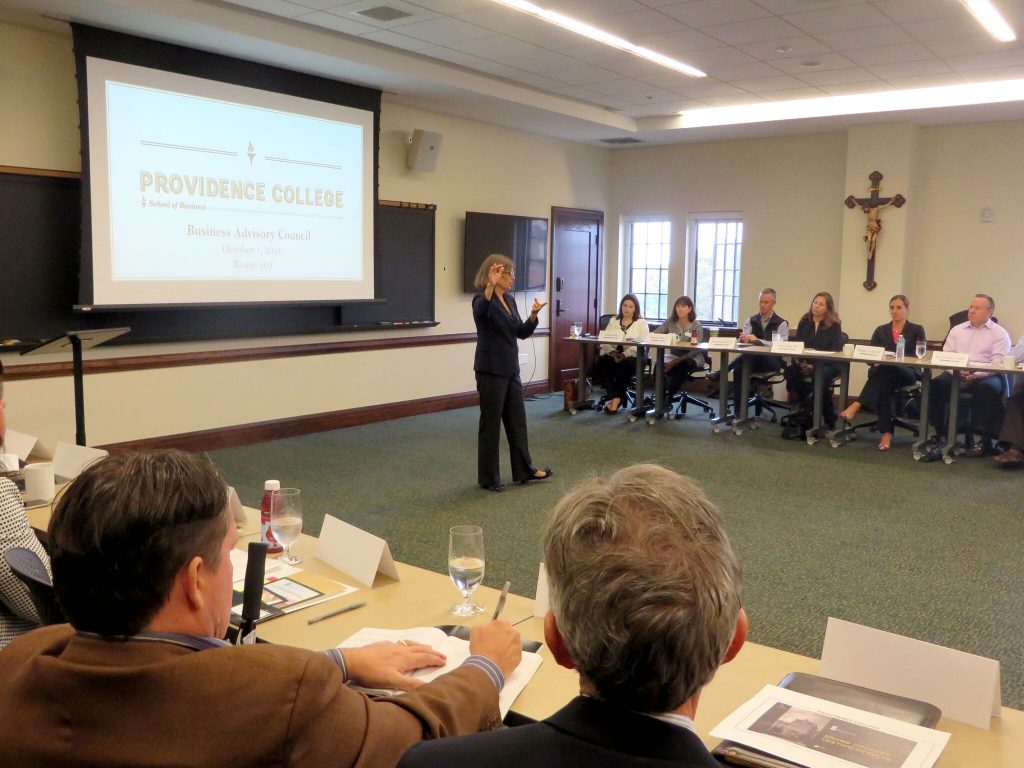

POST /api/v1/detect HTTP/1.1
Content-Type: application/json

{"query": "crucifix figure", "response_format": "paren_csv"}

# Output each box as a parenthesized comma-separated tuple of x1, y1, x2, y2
(844, 170, 906, 291)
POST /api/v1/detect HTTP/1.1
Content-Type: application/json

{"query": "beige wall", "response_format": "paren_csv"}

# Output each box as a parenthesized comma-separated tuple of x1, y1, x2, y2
(606, 132, 848, 329)
(0, 22, 603, 445)
(5, 21, 1024, 446)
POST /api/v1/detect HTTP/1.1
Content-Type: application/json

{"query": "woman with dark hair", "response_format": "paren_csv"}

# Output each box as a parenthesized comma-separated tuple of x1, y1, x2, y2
(784, 291, 844, 428)
(593, 294, 649, 414)
(0, 361, 53, 647)
(472, 254, 552, 492)
(655, 296, 706, 410)
(839, 294, 926, 451)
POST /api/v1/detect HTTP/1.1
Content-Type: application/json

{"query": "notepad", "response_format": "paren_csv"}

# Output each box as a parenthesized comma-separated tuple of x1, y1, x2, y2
(339, 626, 543, 717)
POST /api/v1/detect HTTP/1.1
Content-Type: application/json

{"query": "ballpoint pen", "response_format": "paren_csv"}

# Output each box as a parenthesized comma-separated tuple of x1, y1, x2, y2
(492, 581, 511, 620)
(307, 600, 367, 625)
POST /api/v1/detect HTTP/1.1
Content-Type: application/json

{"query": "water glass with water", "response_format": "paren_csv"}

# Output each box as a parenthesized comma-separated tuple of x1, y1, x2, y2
(449, 525, 485, 616)
(270, 488, 303, 565)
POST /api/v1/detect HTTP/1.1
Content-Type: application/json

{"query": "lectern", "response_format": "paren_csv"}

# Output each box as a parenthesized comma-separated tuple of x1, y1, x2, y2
(22, 328, 130, 446)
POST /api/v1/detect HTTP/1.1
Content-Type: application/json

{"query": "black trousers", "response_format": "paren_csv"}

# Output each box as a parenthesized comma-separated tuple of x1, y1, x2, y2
(784, 362, 840, 425)
(729, 354, 781, 414)
(998, 380, 1024, 448)
(857, 364, 917, 433)
(927, 372, 1004, 440)
(476, 372, 533, 487)
(664, 357, 700, 400)
(593, 354, 635, 401)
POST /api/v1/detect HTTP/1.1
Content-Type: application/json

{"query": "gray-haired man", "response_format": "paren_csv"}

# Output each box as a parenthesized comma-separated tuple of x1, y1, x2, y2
(399, 464, 747, 768)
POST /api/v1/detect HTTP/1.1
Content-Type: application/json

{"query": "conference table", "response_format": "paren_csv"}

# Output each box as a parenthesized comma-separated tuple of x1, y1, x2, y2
(567, 335, 1020, 463)
(241, 520, 1024, 767)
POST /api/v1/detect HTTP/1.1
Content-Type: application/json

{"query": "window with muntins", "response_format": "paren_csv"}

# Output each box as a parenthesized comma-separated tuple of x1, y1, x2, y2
(627, 220, 670, 321)
(692, 218, 742, 324)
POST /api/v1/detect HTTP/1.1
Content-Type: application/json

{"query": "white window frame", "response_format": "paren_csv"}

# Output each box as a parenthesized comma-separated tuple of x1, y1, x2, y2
(687, 213, 743, 324)
(621, 215, 672, 322)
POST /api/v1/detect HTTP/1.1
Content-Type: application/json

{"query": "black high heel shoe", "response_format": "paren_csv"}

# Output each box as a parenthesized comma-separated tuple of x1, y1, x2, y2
(519, 468, 554, 485)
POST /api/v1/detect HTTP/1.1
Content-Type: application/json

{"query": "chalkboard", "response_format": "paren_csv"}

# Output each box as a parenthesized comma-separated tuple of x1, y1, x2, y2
(0, 172, 436, 347)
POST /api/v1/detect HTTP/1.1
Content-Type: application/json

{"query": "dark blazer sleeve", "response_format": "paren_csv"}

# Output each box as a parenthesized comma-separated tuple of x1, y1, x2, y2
(869, 323, 891, 349)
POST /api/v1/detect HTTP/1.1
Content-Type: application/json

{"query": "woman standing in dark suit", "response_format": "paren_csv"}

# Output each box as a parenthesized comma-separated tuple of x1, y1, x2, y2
(472, 254, 552, 492)
(839, 294, 926, 451)
(784, 291, 844, 428)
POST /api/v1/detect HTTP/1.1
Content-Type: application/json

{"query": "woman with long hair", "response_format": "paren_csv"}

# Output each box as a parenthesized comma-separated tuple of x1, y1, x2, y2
(471, 255, 552, 492)
(783, 291, 844, 429)
(654, 296, 706, 412)
(593, 294, 649, 414)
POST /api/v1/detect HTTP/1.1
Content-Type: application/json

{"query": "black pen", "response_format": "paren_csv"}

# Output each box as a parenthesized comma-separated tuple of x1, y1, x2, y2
(492, 581, 511, 620)
(307, 600, 367, 625)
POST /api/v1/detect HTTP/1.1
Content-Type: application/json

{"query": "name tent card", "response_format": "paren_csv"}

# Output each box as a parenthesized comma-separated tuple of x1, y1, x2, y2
(316, 515, 399, 587)
(647, 332, 674, 346)
(597, 328, 624, 343)
(930, 351, 969, 368)
(533, 562, 549, 618)
(3, 429, 38, 462)
(708, 336, 738, 350)
(54, 442, 109, 482)
(772, 340, 804, 354)
(821, 617, 1001, 730)
(853, 345, 886, 361)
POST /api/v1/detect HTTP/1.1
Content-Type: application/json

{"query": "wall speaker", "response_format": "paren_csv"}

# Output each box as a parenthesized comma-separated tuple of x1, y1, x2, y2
(406, 129, 443, 172)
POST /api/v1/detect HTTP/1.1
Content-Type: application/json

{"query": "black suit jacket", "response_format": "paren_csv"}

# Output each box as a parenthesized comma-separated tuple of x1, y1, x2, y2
(869, 321, 926, 353)
(398, 696, 720, 768)
(794, 316, 844, 352)
(473, 292, 538, 378)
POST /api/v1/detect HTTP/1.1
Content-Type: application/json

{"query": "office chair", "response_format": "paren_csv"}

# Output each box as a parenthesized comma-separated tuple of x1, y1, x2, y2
(780, 333, 848, 443)
(3, 547, 64, 626)
(830, 380, 921, 448)
(663, 325, 716, 422)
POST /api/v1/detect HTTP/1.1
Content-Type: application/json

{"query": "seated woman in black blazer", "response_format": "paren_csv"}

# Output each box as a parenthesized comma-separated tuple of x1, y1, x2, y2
(839, 294, 926, 451)
(592, 294, 649, 414)
(784, 291, 844, 429)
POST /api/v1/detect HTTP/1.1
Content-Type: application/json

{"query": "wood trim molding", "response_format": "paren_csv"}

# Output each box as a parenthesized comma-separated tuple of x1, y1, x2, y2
(101, 380, 552, 453)
(6, 329, 551, 381)
(0, 165, 80, 179)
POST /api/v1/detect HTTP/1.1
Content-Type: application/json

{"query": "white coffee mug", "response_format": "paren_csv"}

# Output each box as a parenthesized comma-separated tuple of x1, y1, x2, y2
(1003, 354, 1016, 370)
(24, 462, 56, 501)
(843, 343, 854, 356)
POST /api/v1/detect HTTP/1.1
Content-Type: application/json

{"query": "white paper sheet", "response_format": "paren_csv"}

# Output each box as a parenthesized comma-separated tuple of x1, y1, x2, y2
(339, 626, 543, 718)
(711, 685, 949, 768)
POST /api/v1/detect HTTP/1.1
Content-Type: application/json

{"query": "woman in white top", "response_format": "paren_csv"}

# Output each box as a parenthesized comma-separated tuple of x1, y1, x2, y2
(593, 294, 649, 414)
(0, 361, 52, 648)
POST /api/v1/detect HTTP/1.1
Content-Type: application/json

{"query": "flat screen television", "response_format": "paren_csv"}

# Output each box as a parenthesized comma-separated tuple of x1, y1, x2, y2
(463, 211, 548, 293)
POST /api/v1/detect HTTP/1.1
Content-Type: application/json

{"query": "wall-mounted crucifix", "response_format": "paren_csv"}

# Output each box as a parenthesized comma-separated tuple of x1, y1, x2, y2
(844, 170, 906, 291)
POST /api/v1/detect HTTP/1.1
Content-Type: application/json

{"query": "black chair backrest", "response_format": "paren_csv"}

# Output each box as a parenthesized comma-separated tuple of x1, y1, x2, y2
(599, 313, 613, 332)
(943, 309, 999, 345)
(3, 547, 65, 626)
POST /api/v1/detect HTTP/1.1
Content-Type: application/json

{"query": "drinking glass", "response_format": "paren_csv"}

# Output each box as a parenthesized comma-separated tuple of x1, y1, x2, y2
(270, 488, 303, 565)
(448, 525, 485, 616)
(915, 341, 927, 360)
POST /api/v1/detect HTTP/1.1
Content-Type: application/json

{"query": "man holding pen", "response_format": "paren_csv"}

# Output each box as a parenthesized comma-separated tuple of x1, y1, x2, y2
(0, 449, 521, 768)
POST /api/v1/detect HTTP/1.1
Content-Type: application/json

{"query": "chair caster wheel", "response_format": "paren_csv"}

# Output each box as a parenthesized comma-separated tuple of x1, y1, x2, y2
(943, 454, 955, 465)
(733, 427, 744, 436)
(806, 436, 818, 446)
(750, 422, 760, 430)
(830, 440, 841, 448)
(569, 408, 578, 416)
(628, 414, 638, 423)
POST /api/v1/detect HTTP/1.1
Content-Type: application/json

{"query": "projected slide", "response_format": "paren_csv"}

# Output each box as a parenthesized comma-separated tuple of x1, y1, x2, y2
(86, 57, 374, 306)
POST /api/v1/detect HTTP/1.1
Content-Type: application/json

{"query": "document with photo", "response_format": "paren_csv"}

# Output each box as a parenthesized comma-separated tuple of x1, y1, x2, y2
(711, 685, 949, 768)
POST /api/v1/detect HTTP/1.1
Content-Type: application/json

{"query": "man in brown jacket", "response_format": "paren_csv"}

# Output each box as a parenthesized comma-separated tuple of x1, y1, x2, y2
(0, 449, 520, 767)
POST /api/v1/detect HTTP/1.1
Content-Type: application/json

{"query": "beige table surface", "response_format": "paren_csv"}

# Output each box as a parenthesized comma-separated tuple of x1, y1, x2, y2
(237, 524, 535, 648)
(511, 617, 1024, 768)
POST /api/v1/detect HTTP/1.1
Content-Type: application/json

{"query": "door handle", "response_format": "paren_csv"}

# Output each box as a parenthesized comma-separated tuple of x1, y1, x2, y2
(556, 277, 564, 291)
(556, 299, 570, 316)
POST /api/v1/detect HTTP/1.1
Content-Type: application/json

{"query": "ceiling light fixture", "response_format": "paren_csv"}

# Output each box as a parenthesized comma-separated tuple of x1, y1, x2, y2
(678, 78, 1024, 128)
(959, 0, 1017, 42)
(489, 0, 705, 77)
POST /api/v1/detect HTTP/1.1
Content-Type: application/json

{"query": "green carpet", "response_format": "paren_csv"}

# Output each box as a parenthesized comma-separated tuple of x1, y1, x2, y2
(210, 394, 1024, 709)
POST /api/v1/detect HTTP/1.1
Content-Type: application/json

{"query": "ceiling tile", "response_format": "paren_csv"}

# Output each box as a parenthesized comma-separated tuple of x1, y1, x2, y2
(546, 0, 650, 21)
(866, 58, 954, 78)
(559, 41, 635, 64)
(671, 80, 751, 98)
(600, 56, 686, 80)
(402, 0, 491, 12)
(820, 80, 893, 95)
(681, 46, 763, 69)
(502, 49, 587, 73)
(870, 0, 964, 24)
(703, 16, 806, 45)
(291, 0, 359, 11)
(600, 10, 691, 39)
(324, 0, 439, 27)
(391, 16, 496, 44)
(549, 86, 632, 108)
(731, 73, 808, 91)
(544, 64, 621, 86)
(508, 23, 587, 51)
(297, 10, 378, 33)
(711, 60, 789, 79)
(507, 71, 572, 91)
(814, 24, 916, 51)
(752, 0, 862, 12)
(946, 48, 1024, 72)
(901, 16, 981, 42)
(231, 0, 320, 18)
(587, 77, 662, 96)
(923, 34, 1008, 59)
(882, 73, 968, 89)
(455, 5, 547, 33)
(658, 0, 772, 27)
(796, 66, 878, 85)
(783, 3, 891, 34)
(770, 52, 859, 73)
(738, 34, 832, 60)
(618, 87, 691, 105)
(449, 34, 540, 59)
(963, 66, 1024, 81)
(843, 42, 936, 66)
(759, 86, 829, 99)
(359, 29, 438, 50)
(692, 93, 768, 106)
(634, 28, 726, 54)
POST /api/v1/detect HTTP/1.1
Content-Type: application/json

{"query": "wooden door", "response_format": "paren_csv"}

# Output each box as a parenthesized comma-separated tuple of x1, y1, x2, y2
(549, 207, 603, 390)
